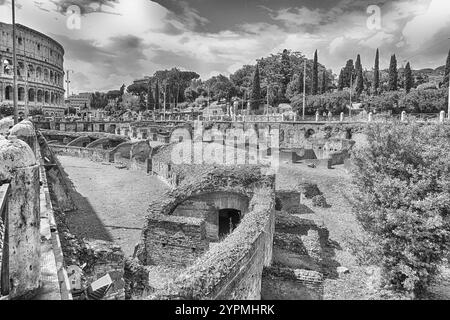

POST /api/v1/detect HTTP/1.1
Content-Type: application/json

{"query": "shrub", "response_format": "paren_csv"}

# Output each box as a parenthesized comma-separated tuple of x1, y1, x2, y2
(312, 195, 328, 208)
(299, 182, 322, 199)
(351, 123, 450, 296)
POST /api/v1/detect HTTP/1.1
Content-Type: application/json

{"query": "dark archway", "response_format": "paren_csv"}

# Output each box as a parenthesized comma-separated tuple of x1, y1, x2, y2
(218, 209, 241, 238)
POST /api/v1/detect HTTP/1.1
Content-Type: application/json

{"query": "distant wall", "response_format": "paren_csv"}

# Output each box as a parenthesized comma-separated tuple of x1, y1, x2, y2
(50, 145, 110, 163)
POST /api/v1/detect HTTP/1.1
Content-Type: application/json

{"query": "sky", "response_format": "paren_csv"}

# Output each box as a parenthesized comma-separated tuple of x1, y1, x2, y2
(0, 0, 449, 94)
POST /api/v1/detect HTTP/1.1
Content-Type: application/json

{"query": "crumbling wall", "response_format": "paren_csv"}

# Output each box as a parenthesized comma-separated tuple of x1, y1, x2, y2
(142, 214, 209, 268)
(146, 186, 275, 300)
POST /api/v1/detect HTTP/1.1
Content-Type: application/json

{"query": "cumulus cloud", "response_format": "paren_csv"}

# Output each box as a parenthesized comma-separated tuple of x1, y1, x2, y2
(2, 0, 449, 92)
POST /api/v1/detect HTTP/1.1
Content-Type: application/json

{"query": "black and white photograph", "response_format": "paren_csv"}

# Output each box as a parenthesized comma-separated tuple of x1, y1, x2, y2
(0, 0, 450, 309)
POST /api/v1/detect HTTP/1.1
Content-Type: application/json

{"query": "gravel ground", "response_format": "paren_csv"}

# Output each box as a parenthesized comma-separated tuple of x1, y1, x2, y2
(58, 156, 169, 257)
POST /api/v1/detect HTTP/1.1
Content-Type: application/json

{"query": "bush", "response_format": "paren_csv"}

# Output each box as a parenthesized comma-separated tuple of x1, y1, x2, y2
(299, 182, 322, 199)
(351, 123, 450, 295)
(312, 195, 328, 208)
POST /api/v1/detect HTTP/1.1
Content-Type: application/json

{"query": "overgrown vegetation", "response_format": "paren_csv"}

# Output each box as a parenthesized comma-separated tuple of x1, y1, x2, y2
(351, 123, 450, 296)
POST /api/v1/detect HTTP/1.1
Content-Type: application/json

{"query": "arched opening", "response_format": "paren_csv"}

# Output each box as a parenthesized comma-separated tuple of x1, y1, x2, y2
(28, 88, 35, 102)
(3, 59, 12, 75)
(36, 67, 42, 80)
(37, 90, 43, 102)
(44, 91, 50, 103)
(51, 92, 55, 104)
(18, 87, 25, 101)
(43, 69, 49, 81)
(27, 64, 34, 78)
(5, 85, 12, 100)
(218, 209, 241, 238)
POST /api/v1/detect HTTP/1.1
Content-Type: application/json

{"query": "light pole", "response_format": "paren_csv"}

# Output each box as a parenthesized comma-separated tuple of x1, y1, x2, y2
(12, 0, 18, 124)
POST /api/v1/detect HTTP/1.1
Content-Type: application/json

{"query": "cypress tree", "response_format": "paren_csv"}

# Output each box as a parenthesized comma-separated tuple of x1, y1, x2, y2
(311, 50, 319, 95)
(374, 49, 380, 94)
(154, 81, 160, 109)
(404, 62, 413, 93)
(444, 48, 450, 87)
(321, 70, 327, 94)
(355, 54, 364, 95)
(251, 63, 261, 111)
(147, 82, 155, 111)
(388, 54, 398, 91)
(338, 69, 345, 90)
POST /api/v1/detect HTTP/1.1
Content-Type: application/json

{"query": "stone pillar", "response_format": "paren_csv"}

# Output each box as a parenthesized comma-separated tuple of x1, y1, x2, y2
(439, 111, 445, 123)
(0, 137, 40, 299)
(340, 112, 344, 122)
(368, 112, 373, 122)
(9, 120, 37, 157)
(315, 114, 319, 122)
(401, 111, 406, 122)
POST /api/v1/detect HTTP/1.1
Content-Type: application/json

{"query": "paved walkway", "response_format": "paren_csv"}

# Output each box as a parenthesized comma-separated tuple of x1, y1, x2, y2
(58, 156, 168, 257)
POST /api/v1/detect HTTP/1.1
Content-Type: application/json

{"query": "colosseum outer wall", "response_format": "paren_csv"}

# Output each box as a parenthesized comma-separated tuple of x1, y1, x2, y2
(0, 22, 65, 117)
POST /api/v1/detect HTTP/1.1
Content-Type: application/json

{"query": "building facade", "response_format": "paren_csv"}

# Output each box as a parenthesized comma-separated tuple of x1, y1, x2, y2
(67, 92, 92, 112)
(0, 22, 66, 117)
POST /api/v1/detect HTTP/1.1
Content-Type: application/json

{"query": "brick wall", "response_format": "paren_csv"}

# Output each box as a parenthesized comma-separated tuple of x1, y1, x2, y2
(143, 214, 209, 268)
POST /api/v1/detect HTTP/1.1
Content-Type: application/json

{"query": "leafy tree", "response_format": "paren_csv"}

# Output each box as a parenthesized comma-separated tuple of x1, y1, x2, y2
(281, 49, 292, 99)
(339, 59, 354, 89)
(204, 74, 236, 102)
(251, 63, 262, 111)
(311, 50, 319, 95)
(404, 62, 413, 93)
(388, 54, 398, 91)
(351, 123, 450, 295)
(91, 92, 108, 109)
(321, 70, 327, 94)
(154, 81, 160, 109)
(374, 49, 380, 94)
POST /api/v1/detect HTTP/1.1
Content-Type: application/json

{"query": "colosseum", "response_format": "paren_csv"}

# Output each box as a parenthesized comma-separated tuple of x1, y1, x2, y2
(0, 22, 65, 117)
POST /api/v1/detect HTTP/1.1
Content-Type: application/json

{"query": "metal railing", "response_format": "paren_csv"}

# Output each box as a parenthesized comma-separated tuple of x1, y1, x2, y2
(0, 183, 10, 299)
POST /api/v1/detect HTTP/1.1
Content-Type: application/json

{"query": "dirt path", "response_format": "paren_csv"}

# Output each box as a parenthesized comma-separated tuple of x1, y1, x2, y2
(58, 156, 169, 257)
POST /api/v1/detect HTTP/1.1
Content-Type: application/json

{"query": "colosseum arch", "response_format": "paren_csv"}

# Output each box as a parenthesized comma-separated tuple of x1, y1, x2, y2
(3, 59, 12, 75)
(36, 66, 42, 80)
(27, 64, 34, 78)
(28, 88, 36, 102)
(17, 61, 24, 77)
(50, 70, 54, 83)
(43, 69, 49, 81)
(18, 87, 25, 101)
(44, 91, 50, 103)
(51, 92, 55, 104)
(4, 85, 12, 100)
(37, 89, 43, 102)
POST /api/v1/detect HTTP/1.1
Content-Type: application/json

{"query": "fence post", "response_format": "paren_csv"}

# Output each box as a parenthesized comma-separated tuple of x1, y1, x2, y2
(439, 111, 445, 123)
(340, 112, 344, 122)
(315, 114, 319, 122)
(401, 111, 406, 122)
(368, 112, 373, 122)
(0, 137, 40, 299)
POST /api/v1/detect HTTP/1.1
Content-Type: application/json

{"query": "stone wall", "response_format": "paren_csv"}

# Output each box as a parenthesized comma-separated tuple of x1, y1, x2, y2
(142, 214, 209, 268)
(50, 145, 110, 163)
(147, 186, 275, 300)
